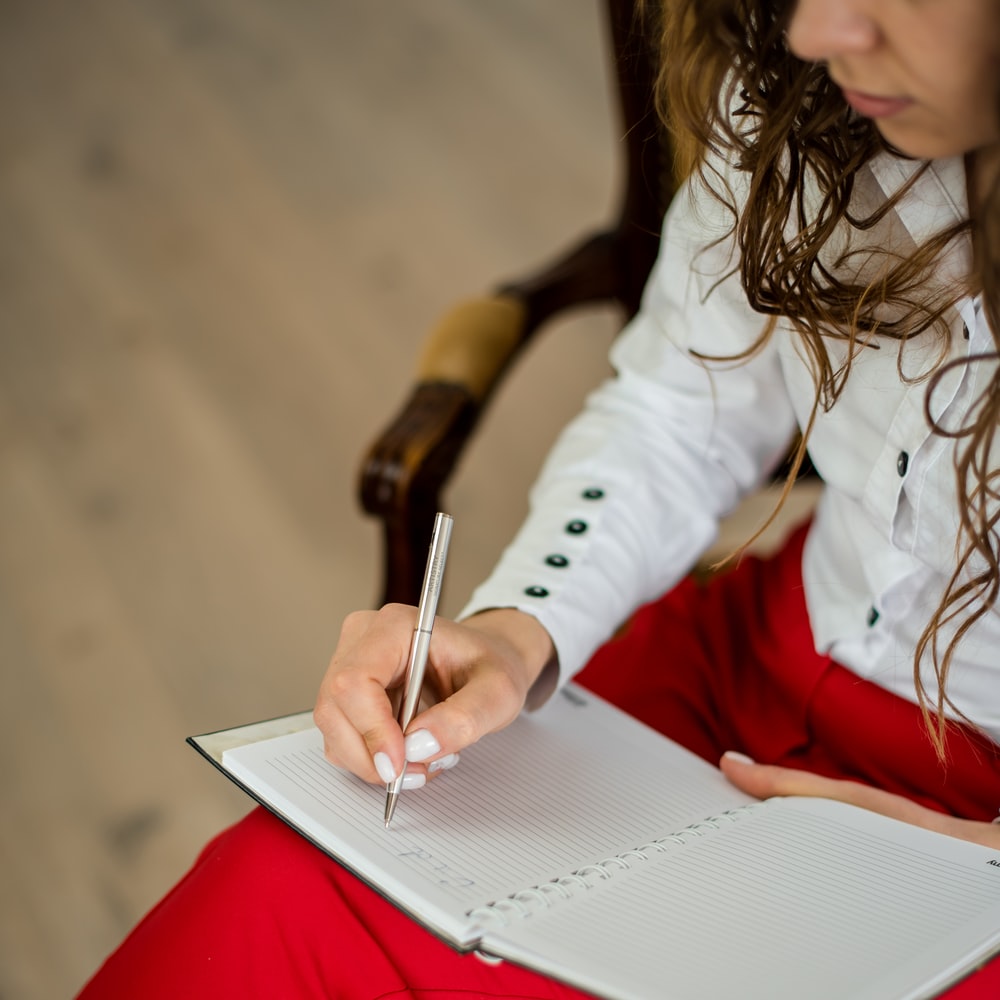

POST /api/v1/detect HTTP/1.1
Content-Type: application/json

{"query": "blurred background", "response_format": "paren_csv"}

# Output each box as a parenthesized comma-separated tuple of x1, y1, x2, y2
(0, 1, 622, 995)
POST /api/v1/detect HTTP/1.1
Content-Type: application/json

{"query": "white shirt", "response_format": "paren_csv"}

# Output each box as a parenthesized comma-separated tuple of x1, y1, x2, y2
(461, 151, 1000, 743)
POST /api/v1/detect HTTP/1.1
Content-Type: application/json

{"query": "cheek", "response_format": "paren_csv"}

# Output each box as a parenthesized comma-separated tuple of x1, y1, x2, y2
(897, 53, 1000, 158)
(904, 12, 1000, 154)
(948, 64, 1000, 148)
(951, 24, 1000, 143)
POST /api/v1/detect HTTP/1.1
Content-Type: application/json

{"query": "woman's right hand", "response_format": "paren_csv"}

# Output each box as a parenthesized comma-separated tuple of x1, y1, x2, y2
(313, 605, 555, 790)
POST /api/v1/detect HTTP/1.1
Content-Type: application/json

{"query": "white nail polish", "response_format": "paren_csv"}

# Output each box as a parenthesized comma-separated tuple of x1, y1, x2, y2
(428, 752, 460, 773)
(400, 771, 426, 791)
(373, 751, 397, 783)
(404, 729, 441, 763)
(723, 751, 755, 765)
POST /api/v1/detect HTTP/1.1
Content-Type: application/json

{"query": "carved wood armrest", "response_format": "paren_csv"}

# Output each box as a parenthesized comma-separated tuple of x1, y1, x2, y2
(413, 295, 528, 400)
(359, 295, 529, 605)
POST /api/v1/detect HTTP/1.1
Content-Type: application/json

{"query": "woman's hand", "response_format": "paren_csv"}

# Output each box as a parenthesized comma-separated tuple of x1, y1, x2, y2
(314, 605, 554, 790)
(720, 751, 1000, 849)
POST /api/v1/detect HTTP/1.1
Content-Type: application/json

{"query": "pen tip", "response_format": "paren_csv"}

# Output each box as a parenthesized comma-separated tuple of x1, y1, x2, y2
(384, 791, 398, 828)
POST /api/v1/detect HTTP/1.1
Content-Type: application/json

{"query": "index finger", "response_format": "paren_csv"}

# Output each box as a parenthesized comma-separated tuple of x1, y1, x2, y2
(313, 605, 418, 782)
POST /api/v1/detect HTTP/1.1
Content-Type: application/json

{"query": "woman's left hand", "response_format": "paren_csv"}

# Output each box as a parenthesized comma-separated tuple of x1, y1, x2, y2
(720, 751, 1000, 849)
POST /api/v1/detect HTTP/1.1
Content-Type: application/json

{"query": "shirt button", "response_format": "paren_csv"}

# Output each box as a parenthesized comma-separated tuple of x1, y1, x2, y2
(545, 554, 569, 568)
(963, 323, 970, 340)
(867, 605, 880, 627)
(524, 585, 549, 598)
(581, 488, 605, 500)
(565, 520, 588, 535)
(896, 451, 909, 477)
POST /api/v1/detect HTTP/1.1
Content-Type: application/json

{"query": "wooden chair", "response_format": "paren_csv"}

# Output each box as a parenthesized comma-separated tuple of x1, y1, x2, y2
(358, 0, 819, 607)
(359, 0, 672, 607)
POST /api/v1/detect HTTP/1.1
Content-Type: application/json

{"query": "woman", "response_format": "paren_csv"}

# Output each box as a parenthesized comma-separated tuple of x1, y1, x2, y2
(79, 0, 1000, 996)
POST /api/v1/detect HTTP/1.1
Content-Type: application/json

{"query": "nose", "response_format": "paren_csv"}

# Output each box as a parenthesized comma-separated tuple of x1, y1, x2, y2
(785, 0, 880, 62)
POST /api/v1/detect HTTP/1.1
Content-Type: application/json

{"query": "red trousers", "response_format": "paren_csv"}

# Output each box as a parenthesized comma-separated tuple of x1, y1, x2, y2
(79, 524, 1000, 999)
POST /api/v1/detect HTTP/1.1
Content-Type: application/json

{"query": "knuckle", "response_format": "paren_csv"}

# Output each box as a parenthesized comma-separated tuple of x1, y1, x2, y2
(323, 668, 359, 701)
(446, 705, 481, 748)
(313, 700, 333, 731)
(338, 608, 374, 643)
(340, 608, 368, 631)
(377, 602, 413, 624)
(491, 669, 521, 706)
(320, 738, 344, 769)
(360, 725, 386, 753)
(380, 602, 409, 614)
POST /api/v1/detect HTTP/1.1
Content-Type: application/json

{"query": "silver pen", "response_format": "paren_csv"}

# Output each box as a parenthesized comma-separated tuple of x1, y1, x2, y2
(384, 511, 454, 828)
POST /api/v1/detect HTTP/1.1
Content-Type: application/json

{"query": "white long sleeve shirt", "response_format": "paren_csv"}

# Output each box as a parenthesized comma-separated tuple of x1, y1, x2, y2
(461, 151, 1000, 744)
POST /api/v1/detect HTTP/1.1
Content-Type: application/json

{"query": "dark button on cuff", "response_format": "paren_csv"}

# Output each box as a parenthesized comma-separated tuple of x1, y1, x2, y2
(565, 520, 588, 535)
(896, 451, 909, 477)
(524, 585, 549, 598)
(581, 488, 605, 500)
(867, 605, 880, 627)
(545, 554, 569, 568)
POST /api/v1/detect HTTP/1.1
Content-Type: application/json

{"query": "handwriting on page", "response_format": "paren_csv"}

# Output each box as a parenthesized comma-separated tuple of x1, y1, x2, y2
(231, 690, 756, 912)
(395, 845, 476, 889)
(264, 745, 486, 898)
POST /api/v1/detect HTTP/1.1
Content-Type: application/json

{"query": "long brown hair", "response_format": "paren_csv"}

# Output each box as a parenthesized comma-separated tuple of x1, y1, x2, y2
(656, 0, 1000, 754)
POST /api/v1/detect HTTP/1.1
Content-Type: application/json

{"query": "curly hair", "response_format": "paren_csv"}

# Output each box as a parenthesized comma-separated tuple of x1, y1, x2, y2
(655, 0, 1000, 755)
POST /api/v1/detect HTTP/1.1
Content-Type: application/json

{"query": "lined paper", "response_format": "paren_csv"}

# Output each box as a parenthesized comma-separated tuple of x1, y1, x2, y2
(219, 684, 753, 943)
(208, 689, 1000, 997)
(491, 797, 1000, 1000)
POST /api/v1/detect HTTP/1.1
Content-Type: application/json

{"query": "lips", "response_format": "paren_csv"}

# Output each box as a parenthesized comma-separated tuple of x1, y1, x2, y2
(840, 88, 914, 119)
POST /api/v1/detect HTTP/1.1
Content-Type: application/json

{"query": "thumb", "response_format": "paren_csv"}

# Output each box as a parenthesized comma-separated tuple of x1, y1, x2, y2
(404, 668, 526, 763)
(719, 751, 844, 800)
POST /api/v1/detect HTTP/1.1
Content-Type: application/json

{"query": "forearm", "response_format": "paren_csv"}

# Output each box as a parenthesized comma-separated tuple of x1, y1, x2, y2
(461, 176, 797, 685)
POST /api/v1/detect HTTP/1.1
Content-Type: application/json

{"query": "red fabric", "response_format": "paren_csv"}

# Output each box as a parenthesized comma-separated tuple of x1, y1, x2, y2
(78, 524, 1000, 999)
(576, 523, 1000, 823)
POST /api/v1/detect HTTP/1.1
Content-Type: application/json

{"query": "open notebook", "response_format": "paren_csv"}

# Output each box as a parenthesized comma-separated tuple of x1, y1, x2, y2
(190, 684, 1000, 1000)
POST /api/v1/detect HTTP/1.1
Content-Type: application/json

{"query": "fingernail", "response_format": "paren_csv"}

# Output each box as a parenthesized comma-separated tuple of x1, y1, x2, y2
(373, 751, 397, 783)
(400, 771, 426, 791)
(404, 729, 441, 763)
(723, 751, 755, 765)
(428, 752, 460, 773)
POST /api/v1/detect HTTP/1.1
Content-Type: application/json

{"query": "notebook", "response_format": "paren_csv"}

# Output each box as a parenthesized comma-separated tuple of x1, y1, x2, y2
(189, 684, 1000, 1000)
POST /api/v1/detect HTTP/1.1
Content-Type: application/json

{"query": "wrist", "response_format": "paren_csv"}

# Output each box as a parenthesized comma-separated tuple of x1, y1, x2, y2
(461, 607, 556, 694)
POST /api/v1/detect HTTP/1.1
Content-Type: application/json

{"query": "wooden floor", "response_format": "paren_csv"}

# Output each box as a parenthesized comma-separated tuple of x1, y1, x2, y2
(0, 3, 826, 994)
(0, 1, 623, 995)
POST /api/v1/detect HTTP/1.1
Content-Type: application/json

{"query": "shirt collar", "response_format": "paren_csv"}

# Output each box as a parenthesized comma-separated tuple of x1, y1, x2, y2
(867, 153, 969, 241)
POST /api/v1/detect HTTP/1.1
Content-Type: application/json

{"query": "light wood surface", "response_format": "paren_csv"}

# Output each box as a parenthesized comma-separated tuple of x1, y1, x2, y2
(0, 1, 620, 995)
(0, 3, 819, 996)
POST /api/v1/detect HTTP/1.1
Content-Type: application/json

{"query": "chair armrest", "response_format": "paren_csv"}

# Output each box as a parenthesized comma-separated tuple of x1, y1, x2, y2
(414, 295, 528, 401)
(359, 294, 529, 606)
(359, 221, 657, 606)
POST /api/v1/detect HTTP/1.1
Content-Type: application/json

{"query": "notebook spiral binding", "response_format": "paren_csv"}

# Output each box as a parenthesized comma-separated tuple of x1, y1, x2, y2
(466, 801, 765, 930)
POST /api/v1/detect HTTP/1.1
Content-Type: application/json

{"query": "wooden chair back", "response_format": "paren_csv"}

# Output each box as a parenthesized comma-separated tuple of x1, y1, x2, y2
(359, 0, 678, 606)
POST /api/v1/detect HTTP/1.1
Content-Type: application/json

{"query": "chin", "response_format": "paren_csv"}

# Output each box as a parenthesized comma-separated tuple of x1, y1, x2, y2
(873, 118, 995, 164)
(874, 125, 959, 162)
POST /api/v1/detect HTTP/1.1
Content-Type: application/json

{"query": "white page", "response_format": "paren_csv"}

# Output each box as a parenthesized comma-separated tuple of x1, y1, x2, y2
(219, 684, 754, 946)
(486, 797, 1000, 1000)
